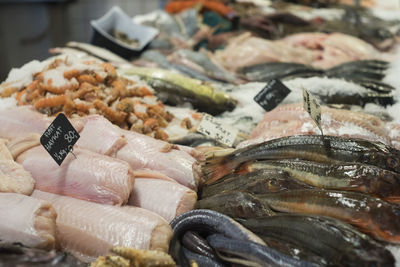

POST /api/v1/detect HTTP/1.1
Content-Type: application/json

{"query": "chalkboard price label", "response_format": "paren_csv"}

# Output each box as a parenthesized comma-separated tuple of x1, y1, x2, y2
(254, 79, 291, 112)
(197, 114, 238, 147)
(40, 113, 80, 166)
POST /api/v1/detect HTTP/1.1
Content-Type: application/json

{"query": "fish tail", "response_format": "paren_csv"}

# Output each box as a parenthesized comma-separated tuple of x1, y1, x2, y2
(202, 157, 239, 185)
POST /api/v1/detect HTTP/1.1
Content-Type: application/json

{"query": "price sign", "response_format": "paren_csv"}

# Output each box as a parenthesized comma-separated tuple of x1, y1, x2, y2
(197, 114, 238, 147)
(302, 87, 323, 135)
(254, 79, 291, 112)
(40, 113, 80, 166)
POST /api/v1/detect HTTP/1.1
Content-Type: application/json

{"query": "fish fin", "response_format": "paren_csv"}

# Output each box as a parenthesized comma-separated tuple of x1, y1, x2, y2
(202, 158, 237, 185)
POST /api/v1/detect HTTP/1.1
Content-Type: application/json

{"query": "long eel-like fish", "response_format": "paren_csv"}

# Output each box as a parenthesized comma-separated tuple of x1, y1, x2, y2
(200, 135, 400, 184)
(257, 189, 400, 243)
(246, 159, 400, 203)
(169, 209, 265, 266)
(238, 215, 395, 267)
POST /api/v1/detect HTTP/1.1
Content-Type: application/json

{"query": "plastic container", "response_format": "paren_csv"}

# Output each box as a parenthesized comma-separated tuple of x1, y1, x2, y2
(90, 6, 159, 59)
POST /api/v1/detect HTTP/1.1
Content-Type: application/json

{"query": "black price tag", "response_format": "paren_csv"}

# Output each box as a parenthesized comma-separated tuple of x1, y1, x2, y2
(254, 79, 291, 112)
(40, 113, 80, 166)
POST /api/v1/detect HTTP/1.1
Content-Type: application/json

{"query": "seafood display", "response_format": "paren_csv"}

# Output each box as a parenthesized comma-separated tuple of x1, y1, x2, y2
(1, 0, 400, 266)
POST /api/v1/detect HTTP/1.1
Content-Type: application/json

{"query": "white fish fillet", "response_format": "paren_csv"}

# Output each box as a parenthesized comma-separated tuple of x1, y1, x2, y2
(77, 115, 127, 157)
(32, 190, 172, 262)
(0, 139, 12, 160)
(17, 146, 134, 205)
(128, 178, 197, 222)
(75, 115, 198, 189)
(6, 133, 40, 159)
(0, 106, 83, 140)
(0, 160, 35, 195)
(117, 131, 198, 189)
(0, 192, 57, 250)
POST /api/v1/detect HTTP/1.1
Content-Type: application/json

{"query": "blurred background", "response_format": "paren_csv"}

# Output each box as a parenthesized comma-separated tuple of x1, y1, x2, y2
(0, 0, 159, 81)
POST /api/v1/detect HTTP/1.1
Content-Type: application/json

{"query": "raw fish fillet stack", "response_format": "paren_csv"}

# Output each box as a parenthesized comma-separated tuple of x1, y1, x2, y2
(32, 190, 172, 262)
(0, 193, 57, 250)
(238, 103, 394, 148)
(0, 138, 35, 195)
(128, 178, 197, 222)
(0, 106, 198, 260)
(17, 146, 135, 205)
(77, 115, 199, 189)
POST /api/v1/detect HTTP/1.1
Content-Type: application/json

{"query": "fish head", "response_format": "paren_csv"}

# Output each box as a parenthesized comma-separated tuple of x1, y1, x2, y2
(360, 27, 395, 51)
(386, 156, 400, 174)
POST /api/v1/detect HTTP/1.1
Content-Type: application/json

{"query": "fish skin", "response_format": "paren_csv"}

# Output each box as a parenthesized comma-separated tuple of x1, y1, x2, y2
(0, 193, 57, 250)
(258, 189, 400, 243)
(200, 169, 309, 198)
(207, 234, 316, 267)
(169, 209, 266, 266)
(123, 67, 237, 115)
(127, 178, 197, 222)
(248, 159, 400, 202)
(196, 191, 275, 218)
(202, 135, 400, 183)
(17, 146, 134, 205)
(239, 214, 395, 267)
(32, 190, 172, 262)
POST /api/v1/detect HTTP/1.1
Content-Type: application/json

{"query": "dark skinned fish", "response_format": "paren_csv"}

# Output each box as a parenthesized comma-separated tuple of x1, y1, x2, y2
(200, 135, 400, 183)
(247, 159, 400, 203)
(257, 189, 400, 243)
(207, 234, 316, 267)
(196, 191, 275, 218)
(200, 169, 309, 198)
(239, 60, 394, 94)
(238, 215, 395, 267)
(182, 231, 217, 260)
(0, 241, 85, 267)
(169, 209, 266, 266)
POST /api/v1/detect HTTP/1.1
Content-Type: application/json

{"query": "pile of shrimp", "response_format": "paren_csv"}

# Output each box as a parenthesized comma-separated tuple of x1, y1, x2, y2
(2, 56, 174, 140)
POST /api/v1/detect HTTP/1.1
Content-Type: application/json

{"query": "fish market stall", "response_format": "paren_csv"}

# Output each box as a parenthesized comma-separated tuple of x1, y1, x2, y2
(1, 0, 400, 266)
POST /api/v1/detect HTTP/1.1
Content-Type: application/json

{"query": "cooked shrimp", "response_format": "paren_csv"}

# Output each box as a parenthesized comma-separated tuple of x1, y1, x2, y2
(34, 95, 68, 109)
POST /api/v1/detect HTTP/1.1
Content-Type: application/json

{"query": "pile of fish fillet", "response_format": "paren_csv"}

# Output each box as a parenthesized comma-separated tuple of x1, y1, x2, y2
(0, 105, 200, 263)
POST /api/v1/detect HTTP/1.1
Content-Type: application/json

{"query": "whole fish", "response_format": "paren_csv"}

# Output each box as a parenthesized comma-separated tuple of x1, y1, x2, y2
(169, 209, 266, 266)
(207, 234, 316, 267)
(200, 135, 400, 183)
(124, 67, 237, 115)
(200, 169, 309, 198)
(246, 159, 400, 203)
(196, 191, 275, 218)
(239, 60, 393, 94)
(257, 189, 400, 243)
(238, 215, 395, 267)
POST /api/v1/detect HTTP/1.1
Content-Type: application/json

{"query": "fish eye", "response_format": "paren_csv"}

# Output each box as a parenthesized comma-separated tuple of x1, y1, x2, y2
(269, 179, 277, 186)
(387, 158, 399, 169)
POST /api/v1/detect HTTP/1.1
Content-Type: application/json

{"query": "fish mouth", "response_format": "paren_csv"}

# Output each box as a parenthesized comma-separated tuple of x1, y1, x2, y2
(383, 196, 400, 204)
